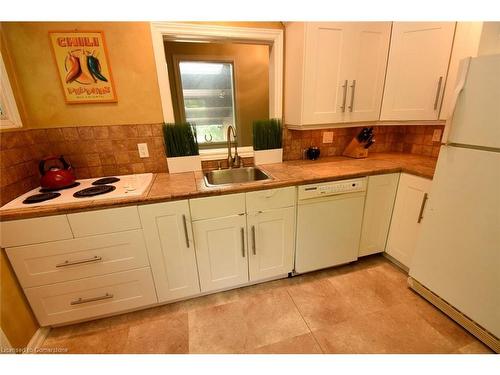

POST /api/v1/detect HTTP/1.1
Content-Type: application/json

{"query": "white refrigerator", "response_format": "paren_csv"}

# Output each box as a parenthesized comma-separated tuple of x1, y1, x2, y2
(409, 54, 500, 350)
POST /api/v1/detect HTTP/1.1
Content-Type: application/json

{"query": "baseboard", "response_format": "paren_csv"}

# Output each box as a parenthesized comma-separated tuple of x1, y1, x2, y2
(25, 327, 51, 353)
(382, 252, 409, 273)
(408, 277, 499, 353)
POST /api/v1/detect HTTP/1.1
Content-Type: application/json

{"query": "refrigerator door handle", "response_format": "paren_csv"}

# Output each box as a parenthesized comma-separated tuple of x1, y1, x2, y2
(442, 57, 472, 144)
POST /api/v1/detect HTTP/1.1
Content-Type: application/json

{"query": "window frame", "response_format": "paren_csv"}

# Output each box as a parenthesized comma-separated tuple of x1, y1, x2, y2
(150, 22, 283, 161)
(172, 55, 239, 149)
(0, 52, 23, 130)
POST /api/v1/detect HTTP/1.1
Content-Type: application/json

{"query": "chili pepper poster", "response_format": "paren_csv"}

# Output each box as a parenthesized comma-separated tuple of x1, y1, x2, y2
(49, 31, 117, 103)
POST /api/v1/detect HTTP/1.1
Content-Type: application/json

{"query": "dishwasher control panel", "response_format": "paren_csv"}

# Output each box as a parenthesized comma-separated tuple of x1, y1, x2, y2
(298, 178, 366, 200)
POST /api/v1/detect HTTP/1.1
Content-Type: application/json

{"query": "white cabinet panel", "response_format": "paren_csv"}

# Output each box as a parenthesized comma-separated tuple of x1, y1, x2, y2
(193, 214, 248, 292)
(359, 173, 399, 257)
(0, 215, 73, 248)
(25, 267, 157, 326)
(245, 186, 296, 212)
(189, 193, 245, 221)
(385, 173, 432, 267)
(6, 230, 149, 288)
(139, 201, 200, 303)
(381, 22, 456, 120)
(346, 22, 392, 122)
(67, 206, 141, 237)
(247, 207, 295, 281)
(440, 22, 483, 120)
(285, 22, 390, 127)
(302, 22, 352, 124)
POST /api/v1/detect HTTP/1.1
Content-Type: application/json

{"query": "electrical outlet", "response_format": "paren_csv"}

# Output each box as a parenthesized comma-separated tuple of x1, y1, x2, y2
(322, 131, 333, 144)
(137, 143, 149, 158)
(432, 129, 442, 142)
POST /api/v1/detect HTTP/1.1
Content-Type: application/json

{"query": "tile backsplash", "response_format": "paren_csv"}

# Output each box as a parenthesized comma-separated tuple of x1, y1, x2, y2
(0, 123, 167, 206)
(282, 124, 444, 161)
(0, 123, 444, 205)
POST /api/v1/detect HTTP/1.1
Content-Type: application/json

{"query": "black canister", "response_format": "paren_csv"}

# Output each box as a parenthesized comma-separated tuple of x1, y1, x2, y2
(306, 146, 320, 160)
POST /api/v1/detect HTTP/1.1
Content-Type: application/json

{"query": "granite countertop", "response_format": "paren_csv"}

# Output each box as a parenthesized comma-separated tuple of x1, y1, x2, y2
(0, 153, 437, 221)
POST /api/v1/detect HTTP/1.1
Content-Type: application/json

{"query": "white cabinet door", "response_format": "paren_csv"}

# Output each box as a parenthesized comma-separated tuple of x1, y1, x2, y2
(439, 22, 483, 120)
(381, 22, 456, 120)
(138, 201, 200, 303)
(385, 173, 432, 268)
(345, 22, 391, 122)
(301, 22, 353, 124)
(193, 214, 248, 292)
(359, 173, 399, 257)
(247, 207, 295, 282)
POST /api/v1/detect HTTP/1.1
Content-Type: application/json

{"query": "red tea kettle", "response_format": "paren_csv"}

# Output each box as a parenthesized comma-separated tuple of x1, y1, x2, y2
(39, 156, 76, 190)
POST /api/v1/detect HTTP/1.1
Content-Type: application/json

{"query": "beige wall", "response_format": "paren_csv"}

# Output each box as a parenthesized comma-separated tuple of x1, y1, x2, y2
(1, 249, 39, 348)
(165, 41, 269, 147)
(1, 22, 164, 128)
(0, 22, 283, 130)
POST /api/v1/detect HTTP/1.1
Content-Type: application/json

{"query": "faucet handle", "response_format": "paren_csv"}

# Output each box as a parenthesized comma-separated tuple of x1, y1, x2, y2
(217, 161, 222, 170)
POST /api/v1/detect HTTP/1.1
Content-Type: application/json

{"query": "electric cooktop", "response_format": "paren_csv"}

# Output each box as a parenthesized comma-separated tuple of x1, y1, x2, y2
(1, 173, 153, 210)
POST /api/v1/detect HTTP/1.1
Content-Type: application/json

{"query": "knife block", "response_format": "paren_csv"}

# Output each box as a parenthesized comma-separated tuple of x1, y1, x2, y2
(342, 138, 368, 159)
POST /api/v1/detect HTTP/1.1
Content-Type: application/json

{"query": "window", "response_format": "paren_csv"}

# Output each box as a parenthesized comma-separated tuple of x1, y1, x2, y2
(0, 52, 22, 129)
(177, 61, 236, 147)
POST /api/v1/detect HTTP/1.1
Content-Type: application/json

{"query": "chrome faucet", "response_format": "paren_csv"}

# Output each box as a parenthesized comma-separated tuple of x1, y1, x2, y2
(226, 125, 241, 168)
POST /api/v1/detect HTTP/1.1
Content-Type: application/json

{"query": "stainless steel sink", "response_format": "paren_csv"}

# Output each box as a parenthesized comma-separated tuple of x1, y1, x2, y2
(204, 167, 272, 186)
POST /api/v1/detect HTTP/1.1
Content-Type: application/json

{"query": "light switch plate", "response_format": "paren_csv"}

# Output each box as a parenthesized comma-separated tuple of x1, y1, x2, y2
(432, 129, 442, 142)
(137, 143, 149, 158)
(322, 132, 333, 144)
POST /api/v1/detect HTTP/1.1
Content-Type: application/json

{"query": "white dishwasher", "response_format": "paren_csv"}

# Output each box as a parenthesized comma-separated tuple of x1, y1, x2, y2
(295, 178, 367, 273)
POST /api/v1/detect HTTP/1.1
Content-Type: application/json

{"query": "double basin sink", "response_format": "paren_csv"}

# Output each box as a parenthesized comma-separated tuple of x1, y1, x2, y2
(204, 167, 271, 186)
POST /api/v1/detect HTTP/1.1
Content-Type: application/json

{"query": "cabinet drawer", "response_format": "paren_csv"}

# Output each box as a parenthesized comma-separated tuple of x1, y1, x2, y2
(67, 206, 141, 237)
(189, 193, 245, 221)
(0, 215, 73, 248)
(246, 187, 296, 212)
(6, 230, 149, 288)
(25, 267, 157, 326)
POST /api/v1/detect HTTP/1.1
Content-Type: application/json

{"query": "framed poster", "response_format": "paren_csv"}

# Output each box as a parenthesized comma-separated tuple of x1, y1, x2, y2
(49, 31, 117, 103)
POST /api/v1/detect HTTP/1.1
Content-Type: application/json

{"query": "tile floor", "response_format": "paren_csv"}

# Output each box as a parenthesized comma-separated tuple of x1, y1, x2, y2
(41, 255, 493, 354)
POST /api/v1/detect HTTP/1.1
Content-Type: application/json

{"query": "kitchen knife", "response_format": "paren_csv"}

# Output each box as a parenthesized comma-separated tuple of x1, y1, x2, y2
(364, 139, 375, 149)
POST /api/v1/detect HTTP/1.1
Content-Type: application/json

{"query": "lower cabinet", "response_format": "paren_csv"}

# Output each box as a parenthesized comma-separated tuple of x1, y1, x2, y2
(192, 214, 249, 293)
(385, 173, 432, 268)
(191, 188, 297, 292)
(247, 207, 295, 282)
(359, 173, 399, 257)
(138, 200, 201, 303)
(25, 268, 157, 327)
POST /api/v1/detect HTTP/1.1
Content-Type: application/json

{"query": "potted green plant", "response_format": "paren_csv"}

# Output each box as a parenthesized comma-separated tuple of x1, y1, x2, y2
(163, 122, 201, 173)
(252, 118, 283, 165)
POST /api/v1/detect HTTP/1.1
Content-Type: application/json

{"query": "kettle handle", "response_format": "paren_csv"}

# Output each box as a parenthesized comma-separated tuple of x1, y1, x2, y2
(39, 155, 72, 175)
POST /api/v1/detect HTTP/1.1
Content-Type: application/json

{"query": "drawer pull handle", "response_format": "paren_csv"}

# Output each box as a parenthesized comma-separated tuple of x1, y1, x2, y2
(56, 255, 102, 268)
(340, 79, 348, 112)
(70, 293, 114, 306)
(241, 227, 245, 257)
(251, 225, 257, 255)
(182, 214, 190, 248)
(417, 193, 429, 223)
(348, 79, 356, 112)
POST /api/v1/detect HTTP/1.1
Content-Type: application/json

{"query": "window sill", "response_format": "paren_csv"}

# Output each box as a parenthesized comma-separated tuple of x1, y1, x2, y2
(199, 146, 254, 161)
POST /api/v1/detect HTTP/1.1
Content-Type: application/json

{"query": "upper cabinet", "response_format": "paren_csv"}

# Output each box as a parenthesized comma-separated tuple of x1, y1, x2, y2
(380, 22, 456, 121)
(285, 22, 391, 127)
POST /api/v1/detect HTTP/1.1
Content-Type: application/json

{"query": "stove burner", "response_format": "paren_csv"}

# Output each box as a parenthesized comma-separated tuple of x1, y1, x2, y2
(92, 177, 120, 185)
(73, 185, 116, 198)
(39, 182, 81, 193)
(23, 192, 61, 204)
